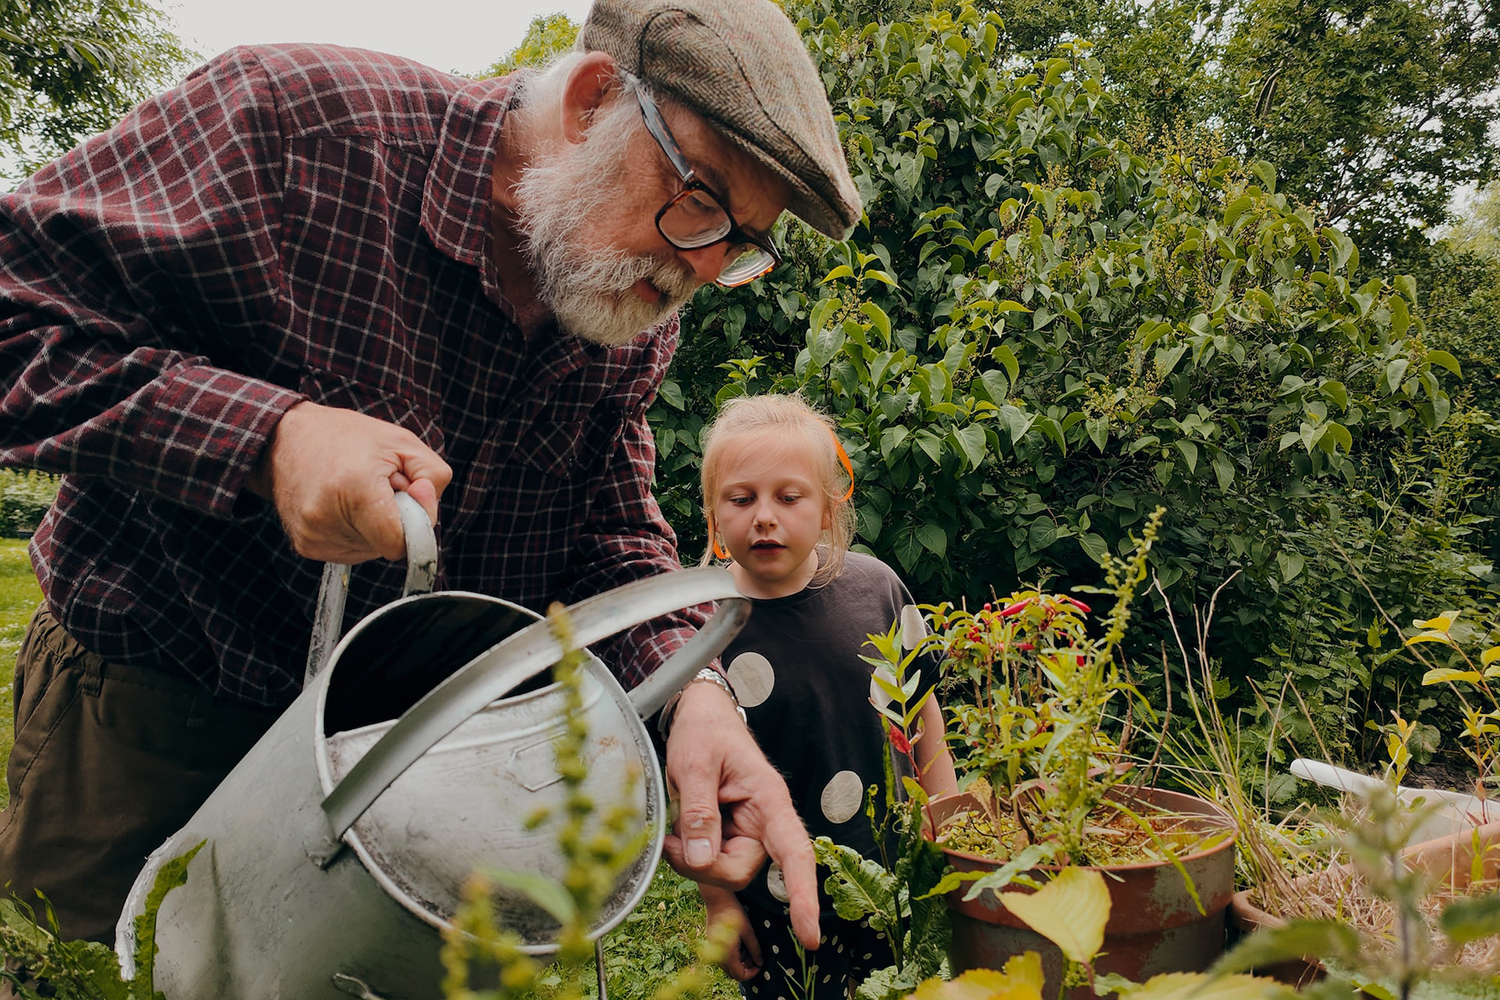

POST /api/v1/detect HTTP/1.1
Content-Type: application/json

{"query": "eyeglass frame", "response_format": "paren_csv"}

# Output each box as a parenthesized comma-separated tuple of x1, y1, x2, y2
(620, 71, 782, 288)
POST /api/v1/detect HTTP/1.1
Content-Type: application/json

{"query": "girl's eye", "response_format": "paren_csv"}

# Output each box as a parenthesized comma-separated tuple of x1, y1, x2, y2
(729, 496, 752, 506)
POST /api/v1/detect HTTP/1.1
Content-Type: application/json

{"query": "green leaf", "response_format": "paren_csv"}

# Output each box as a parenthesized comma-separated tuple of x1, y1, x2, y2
(1078, 532, 1109, 565)
(881, 425, 910, 461)
(1426, 349, 1462, 376)
(814, 838, 898, 924)
(999, 405, 1033, 446)
(999, 867, 1110, 964)
(909, 957, 1044, 1000)
(1421, 667, 1482, 685)
(1276, 550, 1305, 583)
(808, 321, 847, 370)
(1175, 439, 1199, 475)
(1384, 358, 1410, 394)
(993, 345, 1020, 385)
(1085, 417, 1108, 453)
(951, 424, 987, 470)
(861, 301, 892, 343)
(915, 429, 944, 465)
(977, 369, 1010, 404)
(1027, 518, 1058, 551)
(1124, 973, 1277, 1000)
(1212, 451, 1235, 490)
(916, 523, 948, 558)
(1440, 892, 1500, 945)
(485, 869, 577, 925)
(892, 526, 922, 575)
(1211, 918, 1362, 977)
(821, 264, 855, 283)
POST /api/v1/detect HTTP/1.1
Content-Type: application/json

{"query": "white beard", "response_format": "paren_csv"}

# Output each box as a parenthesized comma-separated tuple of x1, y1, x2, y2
(512, 108, 698, 347)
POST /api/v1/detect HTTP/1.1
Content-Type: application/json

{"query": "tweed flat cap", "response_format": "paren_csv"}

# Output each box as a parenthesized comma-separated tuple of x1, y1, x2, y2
(581, 0, 862, 239)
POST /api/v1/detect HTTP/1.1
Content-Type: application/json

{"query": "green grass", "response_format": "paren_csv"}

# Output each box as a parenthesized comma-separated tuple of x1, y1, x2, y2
(0, 538, 42, 810)
(0, 538, 735, 993)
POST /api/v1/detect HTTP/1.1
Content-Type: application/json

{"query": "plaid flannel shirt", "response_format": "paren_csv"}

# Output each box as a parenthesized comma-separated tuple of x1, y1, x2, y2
(0, 44, 708, 709)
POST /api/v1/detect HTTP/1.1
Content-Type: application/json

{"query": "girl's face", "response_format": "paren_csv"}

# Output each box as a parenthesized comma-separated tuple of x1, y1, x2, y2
(710, 433, 832, 599)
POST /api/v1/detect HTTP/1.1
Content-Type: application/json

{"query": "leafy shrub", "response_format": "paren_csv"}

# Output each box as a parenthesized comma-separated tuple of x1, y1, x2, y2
(648, 0, 1494, 764)
(0, 469, 57, 535)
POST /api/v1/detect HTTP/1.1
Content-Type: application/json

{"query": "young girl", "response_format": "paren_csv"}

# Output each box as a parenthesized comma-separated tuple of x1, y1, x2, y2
(696, 393, 957, 999)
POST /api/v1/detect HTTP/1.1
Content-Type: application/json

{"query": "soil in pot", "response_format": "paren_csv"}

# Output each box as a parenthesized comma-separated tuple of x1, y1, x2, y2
(929, 788, 1238, 999)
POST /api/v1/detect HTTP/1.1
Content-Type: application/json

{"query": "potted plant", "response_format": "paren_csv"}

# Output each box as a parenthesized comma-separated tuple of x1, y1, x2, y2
(919, 508, 1238, 997)
(1226, 609, 1500, 993)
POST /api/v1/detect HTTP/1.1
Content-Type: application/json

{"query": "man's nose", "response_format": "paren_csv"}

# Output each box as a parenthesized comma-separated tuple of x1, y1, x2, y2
(678, 243, 731, 286)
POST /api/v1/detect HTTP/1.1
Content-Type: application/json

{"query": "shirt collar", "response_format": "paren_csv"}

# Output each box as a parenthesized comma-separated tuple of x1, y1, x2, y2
(421, 71, 523, 284)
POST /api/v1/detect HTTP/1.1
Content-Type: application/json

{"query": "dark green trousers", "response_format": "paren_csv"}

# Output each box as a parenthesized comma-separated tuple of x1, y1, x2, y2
(0, 607, 278, 944)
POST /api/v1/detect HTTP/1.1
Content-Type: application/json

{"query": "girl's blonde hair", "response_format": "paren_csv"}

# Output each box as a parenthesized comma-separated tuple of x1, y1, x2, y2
(698, 393, 857, 581)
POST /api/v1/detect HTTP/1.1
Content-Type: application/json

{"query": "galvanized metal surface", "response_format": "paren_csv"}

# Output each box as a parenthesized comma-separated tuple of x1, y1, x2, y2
(932, 788, 1238, 999)
(305, 493, 439, 686)
(116, 566, 747, 1000)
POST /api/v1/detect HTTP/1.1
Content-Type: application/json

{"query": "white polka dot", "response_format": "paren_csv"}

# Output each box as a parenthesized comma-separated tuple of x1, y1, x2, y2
(900, 604, 926, 650)
(869, 666, 896, 710)
(821, 770, 865, 824)
(728, 652, 775, 707)
(767, 862, 790, 902)
(772, 945, 780, 955)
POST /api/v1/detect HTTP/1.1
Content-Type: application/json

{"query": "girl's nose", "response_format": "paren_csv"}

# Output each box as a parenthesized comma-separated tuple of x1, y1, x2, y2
(752, 500, 777, 527)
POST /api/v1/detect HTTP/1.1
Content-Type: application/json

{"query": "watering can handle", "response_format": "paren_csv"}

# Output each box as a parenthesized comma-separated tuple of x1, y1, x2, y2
(304, 493, 438, 686)
(313, 566, 748, 862)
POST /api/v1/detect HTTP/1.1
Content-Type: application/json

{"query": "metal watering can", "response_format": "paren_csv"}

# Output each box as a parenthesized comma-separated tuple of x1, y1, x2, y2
(114, 495, 748, 999)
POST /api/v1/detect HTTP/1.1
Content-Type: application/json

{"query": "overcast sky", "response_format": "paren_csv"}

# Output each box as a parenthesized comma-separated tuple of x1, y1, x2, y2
(155, 0, 597, 77)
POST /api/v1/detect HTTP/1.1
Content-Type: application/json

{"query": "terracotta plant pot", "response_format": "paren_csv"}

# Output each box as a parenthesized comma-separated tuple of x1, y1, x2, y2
(1228, 818, 1500, 989)
(928, 788, 1237, 999)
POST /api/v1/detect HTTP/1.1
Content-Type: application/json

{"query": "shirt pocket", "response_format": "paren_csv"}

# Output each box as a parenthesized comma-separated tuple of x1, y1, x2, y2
(495, 398, 624, 483)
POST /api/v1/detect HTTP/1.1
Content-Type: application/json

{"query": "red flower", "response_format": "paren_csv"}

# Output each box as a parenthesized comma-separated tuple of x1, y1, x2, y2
(888, 724, 912, 755)
(1063, 596, 1092, 613)
(998, 598, 1032, 618)
(1016, 642, 1035, 651)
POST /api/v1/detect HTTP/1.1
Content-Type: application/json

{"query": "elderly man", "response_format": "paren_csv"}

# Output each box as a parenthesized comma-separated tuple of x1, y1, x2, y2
(0, 0, 859, 955)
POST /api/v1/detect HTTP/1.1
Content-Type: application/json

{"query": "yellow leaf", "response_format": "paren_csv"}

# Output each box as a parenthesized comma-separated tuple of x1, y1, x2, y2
(1422, 667, 1484, 686)
(1122, 972, 1278, 1000)
(908, 954, 1044, 1000)
(1482, 646, 1500, 667)
(1406, 631, 1459, 647)
(1413, 611, 1460, 632)
(999, 866, 1110, 964)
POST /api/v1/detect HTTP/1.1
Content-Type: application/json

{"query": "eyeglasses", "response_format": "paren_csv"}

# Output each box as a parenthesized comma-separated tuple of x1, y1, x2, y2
(621, 72, 781, 288)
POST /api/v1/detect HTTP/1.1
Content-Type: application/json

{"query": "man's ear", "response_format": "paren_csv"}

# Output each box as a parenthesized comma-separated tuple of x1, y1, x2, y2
(560, 50, 621, 145)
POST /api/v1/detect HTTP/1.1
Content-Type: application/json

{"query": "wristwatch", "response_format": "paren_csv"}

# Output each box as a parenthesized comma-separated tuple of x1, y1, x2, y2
(657, 666, 747, 736)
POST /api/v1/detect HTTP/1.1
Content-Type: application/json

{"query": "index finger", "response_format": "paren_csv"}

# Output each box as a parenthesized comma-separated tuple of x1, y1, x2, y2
(761, 806, 820, 949)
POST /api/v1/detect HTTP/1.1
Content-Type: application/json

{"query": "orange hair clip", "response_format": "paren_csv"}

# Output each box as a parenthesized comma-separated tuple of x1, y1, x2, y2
(830, 427, 854, 502)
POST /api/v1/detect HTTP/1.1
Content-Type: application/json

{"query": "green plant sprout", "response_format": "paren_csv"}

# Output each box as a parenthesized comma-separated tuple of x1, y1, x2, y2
(1405, 610, 1500, 802)
(813, 616, 951, 1000)
(0, 840, 203, 1000)
(440, 602, 732, 1000)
